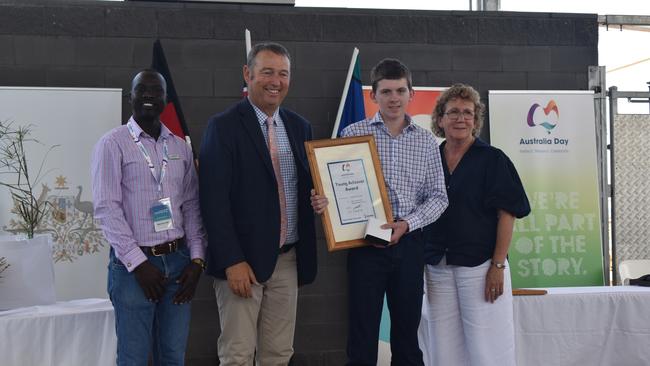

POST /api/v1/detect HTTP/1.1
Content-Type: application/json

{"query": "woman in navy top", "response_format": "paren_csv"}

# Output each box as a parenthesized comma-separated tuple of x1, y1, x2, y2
(419, 84, 530, 366)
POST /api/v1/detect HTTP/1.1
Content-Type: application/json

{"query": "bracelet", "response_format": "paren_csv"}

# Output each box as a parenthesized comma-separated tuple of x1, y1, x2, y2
(192, 258, 206, 271)
(491, 260, 506, 269)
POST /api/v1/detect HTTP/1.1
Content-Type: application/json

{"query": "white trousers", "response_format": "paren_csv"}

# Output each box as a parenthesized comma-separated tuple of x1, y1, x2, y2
(214, 248, 298, 366)
(418, 258, 516, 366)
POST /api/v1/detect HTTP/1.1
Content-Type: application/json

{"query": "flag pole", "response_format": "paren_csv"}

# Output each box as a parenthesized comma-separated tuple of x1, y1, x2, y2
(243, 29, 252, 97)
(332, 47, 359, 139)
(245, 29, 252, 56)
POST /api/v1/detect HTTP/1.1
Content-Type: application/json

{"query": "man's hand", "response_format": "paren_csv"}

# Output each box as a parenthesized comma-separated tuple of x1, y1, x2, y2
(381, 220, 409, 246)
(133, 260, 166, 302)
(173, 261, 203, 304)
(310, 189, 329, 215)
(225, 261, 258, 298)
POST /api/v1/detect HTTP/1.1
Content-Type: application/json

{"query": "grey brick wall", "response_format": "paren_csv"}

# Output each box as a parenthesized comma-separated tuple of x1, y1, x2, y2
(0, 1, 597, 364)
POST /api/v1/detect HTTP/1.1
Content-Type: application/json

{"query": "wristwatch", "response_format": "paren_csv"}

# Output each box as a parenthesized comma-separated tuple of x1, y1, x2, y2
(192, 258, 206, 271)
(491, 260, 506, 269)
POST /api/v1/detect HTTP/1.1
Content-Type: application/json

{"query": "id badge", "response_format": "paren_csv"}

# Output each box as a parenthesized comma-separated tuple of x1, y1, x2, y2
(151, 197, 173, 232)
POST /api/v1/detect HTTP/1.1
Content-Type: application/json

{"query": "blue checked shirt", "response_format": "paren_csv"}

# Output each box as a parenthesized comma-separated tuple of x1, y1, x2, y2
(341, 112, 448, 231)
(250, 101, 299, 244)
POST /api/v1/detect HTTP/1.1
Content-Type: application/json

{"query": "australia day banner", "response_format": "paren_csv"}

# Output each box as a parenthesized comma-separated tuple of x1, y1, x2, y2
(489, 91, 604, 287)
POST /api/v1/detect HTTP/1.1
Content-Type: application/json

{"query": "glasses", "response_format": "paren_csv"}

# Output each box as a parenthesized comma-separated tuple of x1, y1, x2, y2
(444, 110, 475, 121)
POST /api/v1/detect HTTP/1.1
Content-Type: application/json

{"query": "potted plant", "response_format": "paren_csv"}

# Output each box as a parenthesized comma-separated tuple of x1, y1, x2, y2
(0, 121, 58, 238)
(0, 121, 58, 310)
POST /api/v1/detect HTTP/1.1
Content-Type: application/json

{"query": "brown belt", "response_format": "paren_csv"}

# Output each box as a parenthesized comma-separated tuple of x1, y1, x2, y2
(141, 238, 185, 256)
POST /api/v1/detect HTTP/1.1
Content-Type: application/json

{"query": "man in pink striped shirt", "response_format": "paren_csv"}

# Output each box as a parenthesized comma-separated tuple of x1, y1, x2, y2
(91, 69, 207, 366)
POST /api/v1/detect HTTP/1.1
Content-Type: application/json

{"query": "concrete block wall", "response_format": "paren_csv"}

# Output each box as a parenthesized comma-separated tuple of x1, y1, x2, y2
(0, 1, 597, 364)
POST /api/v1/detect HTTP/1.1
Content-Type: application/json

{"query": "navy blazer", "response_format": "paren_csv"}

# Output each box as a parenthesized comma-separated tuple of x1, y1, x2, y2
(199, 98, 317, 286)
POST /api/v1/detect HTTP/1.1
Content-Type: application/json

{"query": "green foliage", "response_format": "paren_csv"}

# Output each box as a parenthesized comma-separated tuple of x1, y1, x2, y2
(0, 121, 57, 239)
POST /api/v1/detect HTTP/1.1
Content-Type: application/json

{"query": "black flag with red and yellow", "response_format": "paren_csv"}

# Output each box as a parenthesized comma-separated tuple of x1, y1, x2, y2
(151, 39, 195, 158)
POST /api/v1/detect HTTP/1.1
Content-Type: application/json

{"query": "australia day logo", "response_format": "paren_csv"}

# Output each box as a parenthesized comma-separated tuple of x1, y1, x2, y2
(527, 100, 559, 134)
(520, 100, 568, 148)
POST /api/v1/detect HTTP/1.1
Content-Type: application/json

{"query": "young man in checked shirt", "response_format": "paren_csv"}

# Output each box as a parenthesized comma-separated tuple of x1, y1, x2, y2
(311, 58, 448, 366)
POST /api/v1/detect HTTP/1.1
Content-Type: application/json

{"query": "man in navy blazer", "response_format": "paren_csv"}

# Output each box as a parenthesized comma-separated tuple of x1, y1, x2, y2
(199, 42, 317, 366)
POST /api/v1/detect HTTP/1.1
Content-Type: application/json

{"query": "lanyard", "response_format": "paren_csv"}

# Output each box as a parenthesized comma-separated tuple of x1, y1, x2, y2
(127, 122, 169, 196)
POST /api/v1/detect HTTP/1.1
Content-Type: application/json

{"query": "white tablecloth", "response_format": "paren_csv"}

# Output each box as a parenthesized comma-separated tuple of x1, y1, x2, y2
(514, 286, 650, 366)
(0, 298, 116, 366)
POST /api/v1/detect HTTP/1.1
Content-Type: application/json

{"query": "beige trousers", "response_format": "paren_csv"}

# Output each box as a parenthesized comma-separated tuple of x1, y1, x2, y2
(214, 248, 298, 366)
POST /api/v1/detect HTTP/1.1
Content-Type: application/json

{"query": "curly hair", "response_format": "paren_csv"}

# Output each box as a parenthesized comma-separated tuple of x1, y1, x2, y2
(431, 83, 485, 138)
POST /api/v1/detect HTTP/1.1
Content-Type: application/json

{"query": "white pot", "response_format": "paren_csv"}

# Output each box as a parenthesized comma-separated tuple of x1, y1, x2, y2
(0, 234, 56, 311)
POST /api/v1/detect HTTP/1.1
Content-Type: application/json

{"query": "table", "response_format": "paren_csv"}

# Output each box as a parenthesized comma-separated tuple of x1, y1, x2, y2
(514, 286, 650, 366)
(0, 298, 116, 366)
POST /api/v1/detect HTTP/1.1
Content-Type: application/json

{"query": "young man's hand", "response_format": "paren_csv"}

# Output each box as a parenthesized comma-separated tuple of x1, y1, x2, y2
(310, 189, 329, 215)
(381, 220, 409, 245)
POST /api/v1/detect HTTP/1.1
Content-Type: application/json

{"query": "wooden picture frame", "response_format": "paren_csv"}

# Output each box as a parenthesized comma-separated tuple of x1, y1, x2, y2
(305, 135, 393, 251)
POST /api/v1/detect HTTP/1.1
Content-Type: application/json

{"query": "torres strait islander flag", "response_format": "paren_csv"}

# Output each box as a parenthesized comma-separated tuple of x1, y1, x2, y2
(151, 39, 195, 156)
(332, 48, 365, 138)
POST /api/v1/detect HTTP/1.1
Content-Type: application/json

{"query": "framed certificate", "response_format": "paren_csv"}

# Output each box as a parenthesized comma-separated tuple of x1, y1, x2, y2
(305, 135, 393, 251)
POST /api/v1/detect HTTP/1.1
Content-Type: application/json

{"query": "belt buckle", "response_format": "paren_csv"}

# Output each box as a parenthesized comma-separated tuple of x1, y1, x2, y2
(151, 245, 164, 256)
(151, 240, 177, 256)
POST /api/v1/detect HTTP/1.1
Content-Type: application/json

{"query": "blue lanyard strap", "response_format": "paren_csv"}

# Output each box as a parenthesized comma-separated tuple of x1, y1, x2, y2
(127, 122, 169, 196)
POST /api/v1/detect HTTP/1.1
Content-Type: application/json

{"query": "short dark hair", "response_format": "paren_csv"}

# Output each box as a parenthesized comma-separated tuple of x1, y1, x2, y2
(246, 42, 291, 70)
(432, 83, 485, 138)
(370, 58, 412, 93)
(131, 69, 166, 92)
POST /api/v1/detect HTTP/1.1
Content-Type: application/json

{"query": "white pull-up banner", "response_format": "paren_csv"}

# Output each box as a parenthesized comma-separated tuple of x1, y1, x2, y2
(489, 91, 604, 287)
(0, 87, 121, 301)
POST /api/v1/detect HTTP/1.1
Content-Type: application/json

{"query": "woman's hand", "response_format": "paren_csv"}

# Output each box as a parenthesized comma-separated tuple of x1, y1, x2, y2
(485, 263, 505, 303)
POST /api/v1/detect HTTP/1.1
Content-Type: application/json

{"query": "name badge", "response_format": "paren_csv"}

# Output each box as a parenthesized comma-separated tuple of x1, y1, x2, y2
(151, 197, 173, 232)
